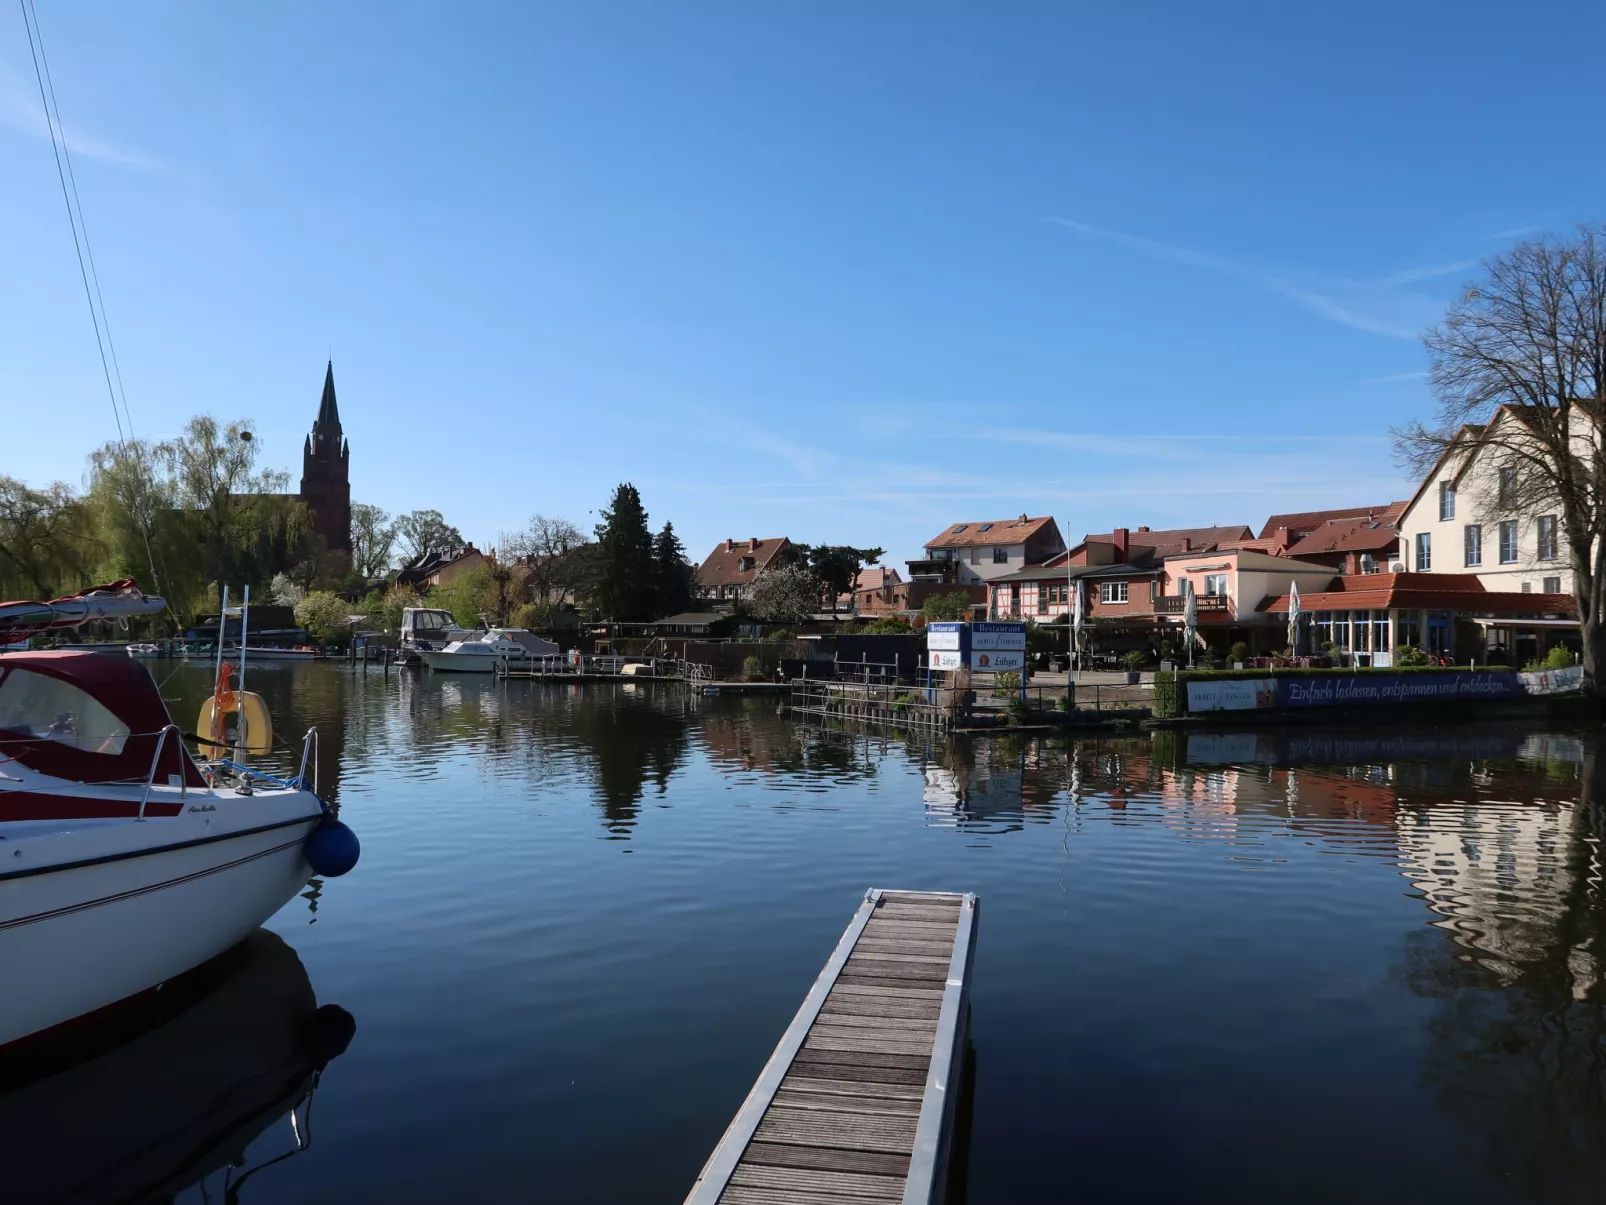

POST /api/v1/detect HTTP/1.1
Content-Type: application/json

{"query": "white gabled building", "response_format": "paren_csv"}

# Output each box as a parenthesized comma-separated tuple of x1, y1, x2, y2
(1395, 407, 1576, 598)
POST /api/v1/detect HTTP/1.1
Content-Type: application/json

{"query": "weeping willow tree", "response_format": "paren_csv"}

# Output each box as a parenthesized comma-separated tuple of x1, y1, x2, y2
(0, 475, 99, 598)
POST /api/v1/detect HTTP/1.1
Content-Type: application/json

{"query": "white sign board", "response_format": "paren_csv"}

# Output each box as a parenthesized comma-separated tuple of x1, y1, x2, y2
(926, 630, 962, 651)
(970, 649, 1025, 672)
(1186, 678, 1278, 712)
(929, 649, 964, 671)
(1519, 664, 1583, 695)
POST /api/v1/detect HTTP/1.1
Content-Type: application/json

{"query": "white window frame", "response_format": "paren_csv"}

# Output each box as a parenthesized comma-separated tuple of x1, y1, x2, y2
(1439, 481, 1455, 521)
(1537, 515, 1557, 561)
(1202, 573, 1227, 596)
(1100, 581, 1128, 604)
(1463, 524, 1481, 567)
(1543, 575, 1561, 595)
(1498, 520, 1518, 564)
(1415, 532, 1431, 571)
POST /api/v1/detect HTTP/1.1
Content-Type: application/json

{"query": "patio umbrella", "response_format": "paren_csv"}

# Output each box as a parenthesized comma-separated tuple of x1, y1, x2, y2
(1183, 583, 1197, 667)
(1072, 578, 1084, 671)
(1287, 581, 1301, 654)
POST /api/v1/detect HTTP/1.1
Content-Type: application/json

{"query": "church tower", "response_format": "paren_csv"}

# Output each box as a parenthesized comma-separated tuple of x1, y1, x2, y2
(299, 361, 352, 565)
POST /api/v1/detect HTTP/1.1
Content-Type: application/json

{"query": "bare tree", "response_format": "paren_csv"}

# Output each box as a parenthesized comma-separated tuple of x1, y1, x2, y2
(502, 514, 589, 605)
(350, 503, 396, 577)
(394, 509, 463, 564)
(1396, 227, 1606, 695)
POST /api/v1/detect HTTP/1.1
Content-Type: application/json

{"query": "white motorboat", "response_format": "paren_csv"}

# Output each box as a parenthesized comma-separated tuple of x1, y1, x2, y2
(419, 628, 561, 673)
(0, 582, 359, 1052)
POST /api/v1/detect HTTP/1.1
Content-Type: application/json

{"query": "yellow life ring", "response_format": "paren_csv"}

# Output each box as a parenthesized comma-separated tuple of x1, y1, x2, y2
(196, 691, 273, 755)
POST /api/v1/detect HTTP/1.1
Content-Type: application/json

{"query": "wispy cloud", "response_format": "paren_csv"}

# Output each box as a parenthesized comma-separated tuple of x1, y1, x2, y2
(0, 69, 164, 171)
(1359, 370, 1429, 385)
(1048, 217, 1455, 340)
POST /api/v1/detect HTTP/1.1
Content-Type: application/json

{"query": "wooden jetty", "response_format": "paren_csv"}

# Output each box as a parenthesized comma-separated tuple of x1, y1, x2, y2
(685, 889, 978, 1205)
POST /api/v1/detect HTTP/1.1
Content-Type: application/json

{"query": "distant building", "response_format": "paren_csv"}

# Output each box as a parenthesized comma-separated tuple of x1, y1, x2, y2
(298, 362, 352, 570)
(907, 515, 1065, 587)
(696, 537, 793, 602)
(396, 545, 488, 589)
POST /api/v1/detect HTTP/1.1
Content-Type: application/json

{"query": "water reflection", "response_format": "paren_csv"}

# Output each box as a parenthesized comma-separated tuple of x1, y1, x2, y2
(148, 666, 1606, 1201)
(0, 930, 354, 1204)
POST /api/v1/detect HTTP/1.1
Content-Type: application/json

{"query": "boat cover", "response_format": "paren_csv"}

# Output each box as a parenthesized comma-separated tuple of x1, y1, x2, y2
(0, 652, 205, 787)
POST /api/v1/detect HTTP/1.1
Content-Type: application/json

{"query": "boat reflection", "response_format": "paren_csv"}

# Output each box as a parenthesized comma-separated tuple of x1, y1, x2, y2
(0, 930, 354, 1205)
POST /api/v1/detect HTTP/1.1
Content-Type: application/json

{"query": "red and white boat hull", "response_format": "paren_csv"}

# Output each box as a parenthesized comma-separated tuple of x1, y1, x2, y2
(0, 787, 323, 1049)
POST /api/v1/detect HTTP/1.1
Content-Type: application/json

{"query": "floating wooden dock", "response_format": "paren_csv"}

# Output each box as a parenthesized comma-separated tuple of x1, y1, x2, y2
(686, 889, 978, 1205)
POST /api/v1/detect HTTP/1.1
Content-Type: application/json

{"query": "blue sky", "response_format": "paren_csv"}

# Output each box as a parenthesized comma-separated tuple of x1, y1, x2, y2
(4, 1, 1602, 568)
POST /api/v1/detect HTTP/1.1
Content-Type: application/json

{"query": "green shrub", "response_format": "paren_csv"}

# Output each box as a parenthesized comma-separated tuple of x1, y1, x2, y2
(1005, 697, 1030, 724)
(993, 670, 1020, 696)
(1152, 669, 1179, 717)
(741, 654, 764, 681)
(1545, 645, 1575, 669)
(1228, 642, 1249, 664)
(1394, 644, 1429, 667)
(864, 616, 912, 634)
(767, 628, 793, 642)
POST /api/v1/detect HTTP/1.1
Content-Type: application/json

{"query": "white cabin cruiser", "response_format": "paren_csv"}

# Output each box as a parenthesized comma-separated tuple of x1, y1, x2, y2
(0, 582, 359, 1051)
(419, 628, 561, 673)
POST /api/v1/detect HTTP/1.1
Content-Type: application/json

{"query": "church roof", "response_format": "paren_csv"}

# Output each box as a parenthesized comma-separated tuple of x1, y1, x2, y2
(317, 360, 341, 429)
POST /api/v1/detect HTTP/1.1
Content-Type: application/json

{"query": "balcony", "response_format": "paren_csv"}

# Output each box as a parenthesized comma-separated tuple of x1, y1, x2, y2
(1154, 594, 1230, 615)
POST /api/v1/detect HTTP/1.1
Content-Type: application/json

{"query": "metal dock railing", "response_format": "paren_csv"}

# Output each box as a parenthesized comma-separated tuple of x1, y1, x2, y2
(685, 889, 978, 1205)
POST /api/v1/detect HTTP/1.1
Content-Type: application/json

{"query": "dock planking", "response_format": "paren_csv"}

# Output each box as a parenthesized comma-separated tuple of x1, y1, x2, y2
(685, 889, 978, 1205)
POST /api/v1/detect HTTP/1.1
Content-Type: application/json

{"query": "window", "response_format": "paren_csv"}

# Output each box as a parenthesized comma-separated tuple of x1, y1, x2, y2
(1415, 532, 1431, 571)
(977, 523, 993, 532)
(1463, 524, 1482, 567)
(0, 668, 130, 754)
(738, 556, 755, 573)
(1544, 576, 1562, 595)
(951, 524, 968, 533)
(969, 547, 981, 564)
(992, 547, 1008, 564)
(1499, 520, 1518, 563)
(1439, 481, 1455, 521)
(1538, 515, 1557, 560)
(1203, 574, 1228, 596)
(1037, 587, 1048, 614)
(1499, 465, 1516, 509)
(1100, 582, 1128, 604)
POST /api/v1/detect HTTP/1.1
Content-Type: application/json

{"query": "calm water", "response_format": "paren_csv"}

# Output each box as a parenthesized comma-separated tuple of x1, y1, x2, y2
(27, 663, 1606, 1202)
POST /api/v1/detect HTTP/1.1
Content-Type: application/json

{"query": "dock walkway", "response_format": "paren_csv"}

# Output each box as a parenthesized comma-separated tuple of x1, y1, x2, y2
(686, 889, 978, 1205)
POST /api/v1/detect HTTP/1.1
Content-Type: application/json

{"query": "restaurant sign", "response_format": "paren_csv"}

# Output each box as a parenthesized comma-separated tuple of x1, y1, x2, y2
(925, 621, 1027, 672)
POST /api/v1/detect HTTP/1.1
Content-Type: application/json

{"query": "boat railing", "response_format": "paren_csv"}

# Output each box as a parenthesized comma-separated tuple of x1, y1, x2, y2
(297, 726, 320, 795)
(138, 723, 187, 819)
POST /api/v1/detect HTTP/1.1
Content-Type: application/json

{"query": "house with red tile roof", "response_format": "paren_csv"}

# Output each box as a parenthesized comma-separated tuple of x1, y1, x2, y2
(907, 515, 1065, 586)
(695, 537, 794, 603)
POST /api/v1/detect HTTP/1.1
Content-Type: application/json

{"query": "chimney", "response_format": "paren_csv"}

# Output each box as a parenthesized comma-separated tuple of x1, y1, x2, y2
(1182, 538, 1191, 551)
(1113, 527, 1129, 560)
(725, 539, 735, 552)
(749, 537, 759, 550)
(1137, 526, 1150, 533)
(1019, 513, 1028, 522)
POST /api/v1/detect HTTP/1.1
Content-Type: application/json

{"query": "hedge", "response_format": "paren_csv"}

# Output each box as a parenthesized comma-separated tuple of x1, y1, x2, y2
(1151, 666, 1512, 718)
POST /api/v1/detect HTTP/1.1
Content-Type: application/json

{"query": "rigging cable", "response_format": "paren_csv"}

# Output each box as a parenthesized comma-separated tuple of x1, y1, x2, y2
(19, 0, 172, 612)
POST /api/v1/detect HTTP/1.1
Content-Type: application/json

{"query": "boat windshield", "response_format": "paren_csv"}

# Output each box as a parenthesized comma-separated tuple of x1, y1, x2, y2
(0, 666, 131, 755)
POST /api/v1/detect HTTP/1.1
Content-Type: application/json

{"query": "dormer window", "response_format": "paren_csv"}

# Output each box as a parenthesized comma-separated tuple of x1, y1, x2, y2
(738, 556, 755, 572)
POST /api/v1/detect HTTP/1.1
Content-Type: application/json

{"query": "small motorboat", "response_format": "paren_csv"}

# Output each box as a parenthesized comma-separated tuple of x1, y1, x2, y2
(419, 627, 561, 673)
(125, 642, 163, 658)
(0, 581, 360, 1051)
